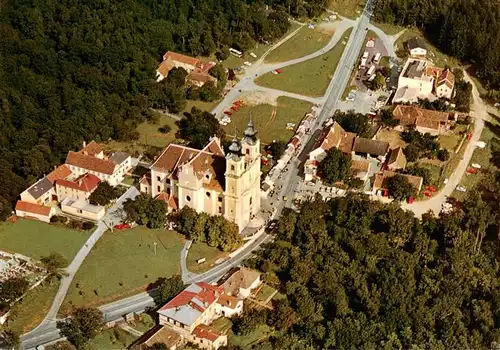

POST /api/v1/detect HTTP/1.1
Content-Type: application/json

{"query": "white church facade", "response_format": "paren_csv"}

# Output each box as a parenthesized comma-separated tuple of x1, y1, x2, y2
(140, 120, 261, 231)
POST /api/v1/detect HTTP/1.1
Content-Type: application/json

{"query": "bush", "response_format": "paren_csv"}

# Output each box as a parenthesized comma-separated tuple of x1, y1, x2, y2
(82, 221, 95, 231)
(69, 220, 84, 230)
(437, 148, 450, 161)
(50, 215, 67, 224)
(158, 124, 171, 134)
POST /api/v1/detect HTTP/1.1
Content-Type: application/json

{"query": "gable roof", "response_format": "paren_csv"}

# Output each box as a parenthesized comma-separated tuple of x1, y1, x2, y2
(81, 141, 103, 156)
(436, 69, 455, 90)
(109, 152, 130, 165)
(140, 326, 182, 349)
(25, 177, 53, 200)
(187, 71, 216, 84)
(66, 151, 116, 175)
(158, 282, 223, 327)
(47, 165, 72, 183)
(192, 324, 224, 342)
(55, 173, 101, 192)
(393, 105, 450, 131)
(320, 122, 345, 151)
(353, 137, 389, 156)
(387, 147, 407, 169)
(155, 192, 178, 210)
(373, 170, 423, 191)
(15, 200, 52, 216)
(157, 60, 174, 77)
(407, 37, 427, 51)
(217, 267, 261, 295)
(163, 51, 200, 67)
(152, 139, 226, 192)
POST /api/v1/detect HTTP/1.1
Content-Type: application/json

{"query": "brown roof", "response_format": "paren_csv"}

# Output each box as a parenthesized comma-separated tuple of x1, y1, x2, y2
(351, 159, 370, 172)
(139, 173, 151, 186)
(373, 170, 423, 192)
(218, 267, 261, 295)
(320, 122, 345, 151)
(81, 141, 102, 156)
(141, 326, 182, 349)
(192, 324, 223, 342)
(436, 69, 455, 89)
(155, 193, 178, 210)
(187, 71, 216, 84)
(353, 137, 389, 156)
(393, 105, 450, 131)
(55, 173, 101, 192)
(47, 165, 72, 183)
(157, 60, 174, 77)
(163, 51, 200, 67)
(151, 139, 226, 192)
(406, 37, 426, 51)
(387, 147, 407, 170)
(339, 132, 356, 153)
(66, 151, 116, 175)
(15, 200, 52, 216)
(218, 294, 240, 309)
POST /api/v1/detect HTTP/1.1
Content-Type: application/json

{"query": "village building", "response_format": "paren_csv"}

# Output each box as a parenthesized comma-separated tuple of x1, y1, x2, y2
(65, 141, 131, 187)
(156, 51, 217, 87)
(406, 37, 427, 58)
(60, 198, 105, 221)
(435, 69, 455, 99)
(392, 105, 454, 135)
(14, 200, 55, 223)
(304, 121, 389, 183)
(55, 173, 101, 202)
(372, 170, 424, 195)
(217, 267, 262, 299)
(19, 165, 72, 206)
(140, 120, 261, 231)
(386, 147, 407, 171)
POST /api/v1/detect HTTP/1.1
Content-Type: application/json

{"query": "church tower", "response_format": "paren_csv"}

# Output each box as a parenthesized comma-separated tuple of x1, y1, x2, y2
(224, 120, 261, 231)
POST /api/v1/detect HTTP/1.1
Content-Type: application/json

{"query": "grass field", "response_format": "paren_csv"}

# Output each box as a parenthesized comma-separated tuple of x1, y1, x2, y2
(452, 115, 499, 200)
(60, 227, 186, 314)
(187, 242, 227, 273)
(373, 22, 405, 36)
(184, 100, 220, 114)
(4, 279, 60, 334)
(256, 28, 352, 97)
(264, 25, 333, 63)
(230, 324, 273, 348)
(87, 327, 137, 350)
(329, 0, 365, 19)
(395, 28, 460, 68)
(223, 96, 313, 145)
(438, 125, 468, 151)
(102, 113, 179, 155)
(0, 219, 91, 262)
(255, 284, 277, 303)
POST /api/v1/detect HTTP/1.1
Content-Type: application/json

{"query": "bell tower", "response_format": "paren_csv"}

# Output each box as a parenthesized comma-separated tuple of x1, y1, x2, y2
(224, 137, 245, 228)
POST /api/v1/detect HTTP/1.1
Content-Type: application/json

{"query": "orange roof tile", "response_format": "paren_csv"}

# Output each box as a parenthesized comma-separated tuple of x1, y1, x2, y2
(66, 151, 116, 175)
(192, 324, 223, 342)
(393, 105, 450, 131)
(55, 173, 101, 192)
(218, 294, 240, 309)
(47, 165, 72, 183)
(15, 200, 52, 216)
(163, 51, 200, 67)
(81, 141, 103, 156)
(320, 122, 345, 151)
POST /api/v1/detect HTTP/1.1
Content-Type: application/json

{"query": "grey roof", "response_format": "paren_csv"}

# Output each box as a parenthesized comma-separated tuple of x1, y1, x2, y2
(404, 59, 427, 79)
(157, 283, 204, 327)
(407, 37, 427, 51)
(353, 138, 389, 156)
(61, 198, 104, 214)
(27, 177, 53, 200)
(109, 152, 130, 165)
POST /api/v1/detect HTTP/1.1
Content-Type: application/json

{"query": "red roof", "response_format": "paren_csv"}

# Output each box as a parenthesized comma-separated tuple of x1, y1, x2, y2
(47, 165, 72, 183)
(15, 200, 52, 216)
(159, 282, 223, 313)
(55, 173, 101, 192)
(192, 324, 223, 342)
(66, 151, 116, 175)
(81, 141, 103, 156)
(163, 51, 200, 67)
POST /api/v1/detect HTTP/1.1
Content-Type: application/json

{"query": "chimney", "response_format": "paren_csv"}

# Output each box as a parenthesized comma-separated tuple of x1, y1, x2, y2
(83, 140, 86, 148)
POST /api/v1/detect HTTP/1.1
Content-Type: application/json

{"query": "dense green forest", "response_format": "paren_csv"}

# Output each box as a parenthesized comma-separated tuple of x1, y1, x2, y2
(0, 0, 326, 218)
(243, 188, 500, 348)
(373, 0, 500, 90)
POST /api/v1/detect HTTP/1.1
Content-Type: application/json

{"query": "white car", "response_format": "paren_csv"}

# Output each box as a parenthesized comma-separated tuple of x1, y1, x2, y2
(456, 186, 467, 192)
(471, 163, 482, 169)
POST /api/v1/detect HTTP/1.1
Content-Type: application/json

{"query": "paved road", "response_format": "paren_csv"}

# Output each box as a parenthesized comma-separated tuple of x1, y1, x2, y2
(401, 71, 489, 217)
(20, 187, 140, 349)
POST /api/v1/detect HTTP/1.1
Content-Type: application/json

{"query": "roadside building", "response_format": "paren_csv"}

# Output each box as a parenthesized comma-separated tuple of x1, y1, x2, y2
(394, 58, 435, 103)
(372, 170, 423, 195)
(217, 267, 262, 299)
(156, 51, 217, 87)
(60, 198, 105, 221)
(435, 69, 455, 99)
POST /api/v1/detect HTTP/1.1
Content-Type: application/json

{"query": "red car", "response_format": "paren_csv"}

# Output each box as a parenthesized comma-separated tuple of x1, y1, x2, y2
(114, 223, 131, 230)
(224, 111, 233, 115)
(231, 106, 239, 111)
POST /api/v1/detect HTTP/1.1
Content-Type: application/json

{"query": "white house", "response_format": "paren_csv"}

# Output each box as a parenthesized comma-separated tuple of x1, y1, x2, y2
(15, 200, 55, 223)
(217, 267, 262, 299)
(406, 37, 427, 58)
(435, 69, 455, 99)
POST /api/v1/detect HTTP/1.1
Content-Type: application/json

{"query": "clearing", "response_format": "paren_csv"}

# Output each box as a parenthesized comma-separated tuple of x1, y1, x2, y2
(255, 28, 353, 97)
(264, 23, 335, 63)
(438, 125, 468, 151)
(4, 280, 60, 334)
(60, 227, 186, 314)
(395, 28, 460, 68)
(183, 99, 220, 114)
(374, 129, 407, 149)
(329, 0, 366, 19)
(222, 95, 313, 145)
(0, 219, 91, 262)
(452, 114, 499, 200)
(102, 113, 179, 155)
(186, 242, 227, 273)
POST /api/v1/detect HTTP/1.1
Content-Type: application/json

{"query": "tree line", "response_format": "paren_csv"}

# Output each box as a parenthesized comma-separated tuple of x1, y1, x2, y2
(241, 193, 499, 348)
(0, 0, 324, 219)
(373, 0, 500, 90)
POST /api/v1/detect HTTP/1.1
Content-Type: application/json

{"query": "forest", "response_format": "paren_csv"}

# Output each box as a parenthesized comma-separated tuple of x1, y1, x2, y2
(242, 188, 500, 349)
(373, 0, 500, 90)
(0, 0, 324, 218)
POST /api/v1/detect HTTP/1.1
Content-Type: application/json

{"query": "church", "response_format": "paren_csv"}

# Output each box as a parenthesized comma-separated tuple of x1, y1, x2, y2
(139, 120, 261, 231)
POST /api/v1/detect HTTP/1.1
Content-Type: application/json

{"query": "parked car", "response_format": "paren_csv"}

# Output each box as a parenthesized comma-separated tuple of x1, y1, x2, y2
(114, 223, 131, 230)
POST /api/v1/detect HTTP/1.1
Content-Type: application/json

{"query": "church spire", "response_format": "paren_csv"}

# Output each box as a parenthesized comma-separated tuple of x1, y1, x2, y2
(226, 135, 242, 160)
(242, 118, 257, 145)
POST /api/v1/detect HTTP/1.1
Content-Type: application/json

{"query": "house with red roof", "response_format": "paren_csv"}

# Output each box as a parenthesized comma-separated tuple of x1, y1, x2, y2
(156, 51, 217, 87)
(55, 173, 101, 202)
(15, 200, 55, 223)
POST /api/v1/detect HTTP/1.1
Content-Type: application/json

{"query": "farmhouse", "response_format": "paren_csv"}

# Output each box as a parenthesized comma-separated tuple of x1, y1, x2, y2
(156, 51, 217, 87)
(435, 69, 455, 99)
(392, 105, 454, 135)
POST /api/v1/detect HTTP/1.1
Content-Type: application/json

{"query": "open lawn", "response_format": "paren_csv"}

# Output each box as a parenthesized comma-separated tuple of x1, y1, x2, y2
(87, 327, 137, 350)
(223, 96, 313, 145)
(373, 22, 405, 36)
(184, 99, 220, 114)
(452, 115, 499, 200)
(395, 28, 460, 68)
(102, 113, 179, 155)
(230, 324, 273, 348)
(255, 28, 352, 97)
(255, 284, 277, 303)
(129, 313, 155, 333)
(0, 219, 91, 262)
(328, 0, 365, 19)
(60, 227, 186, 314)
(4, 279, 60, 334)
(438, 125, 468, 151)
(186, 242, 227, 273)
(375, 128, 407, 149)
(223, 23, 302, 69)
(211, 317, 233, 334)
(264, 25, 333, 63)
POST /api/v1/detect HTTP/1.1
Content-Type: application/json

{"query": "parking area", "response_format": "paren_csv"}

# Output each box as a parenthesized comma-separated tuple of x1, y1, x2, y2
(353, 34, 389, 91)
